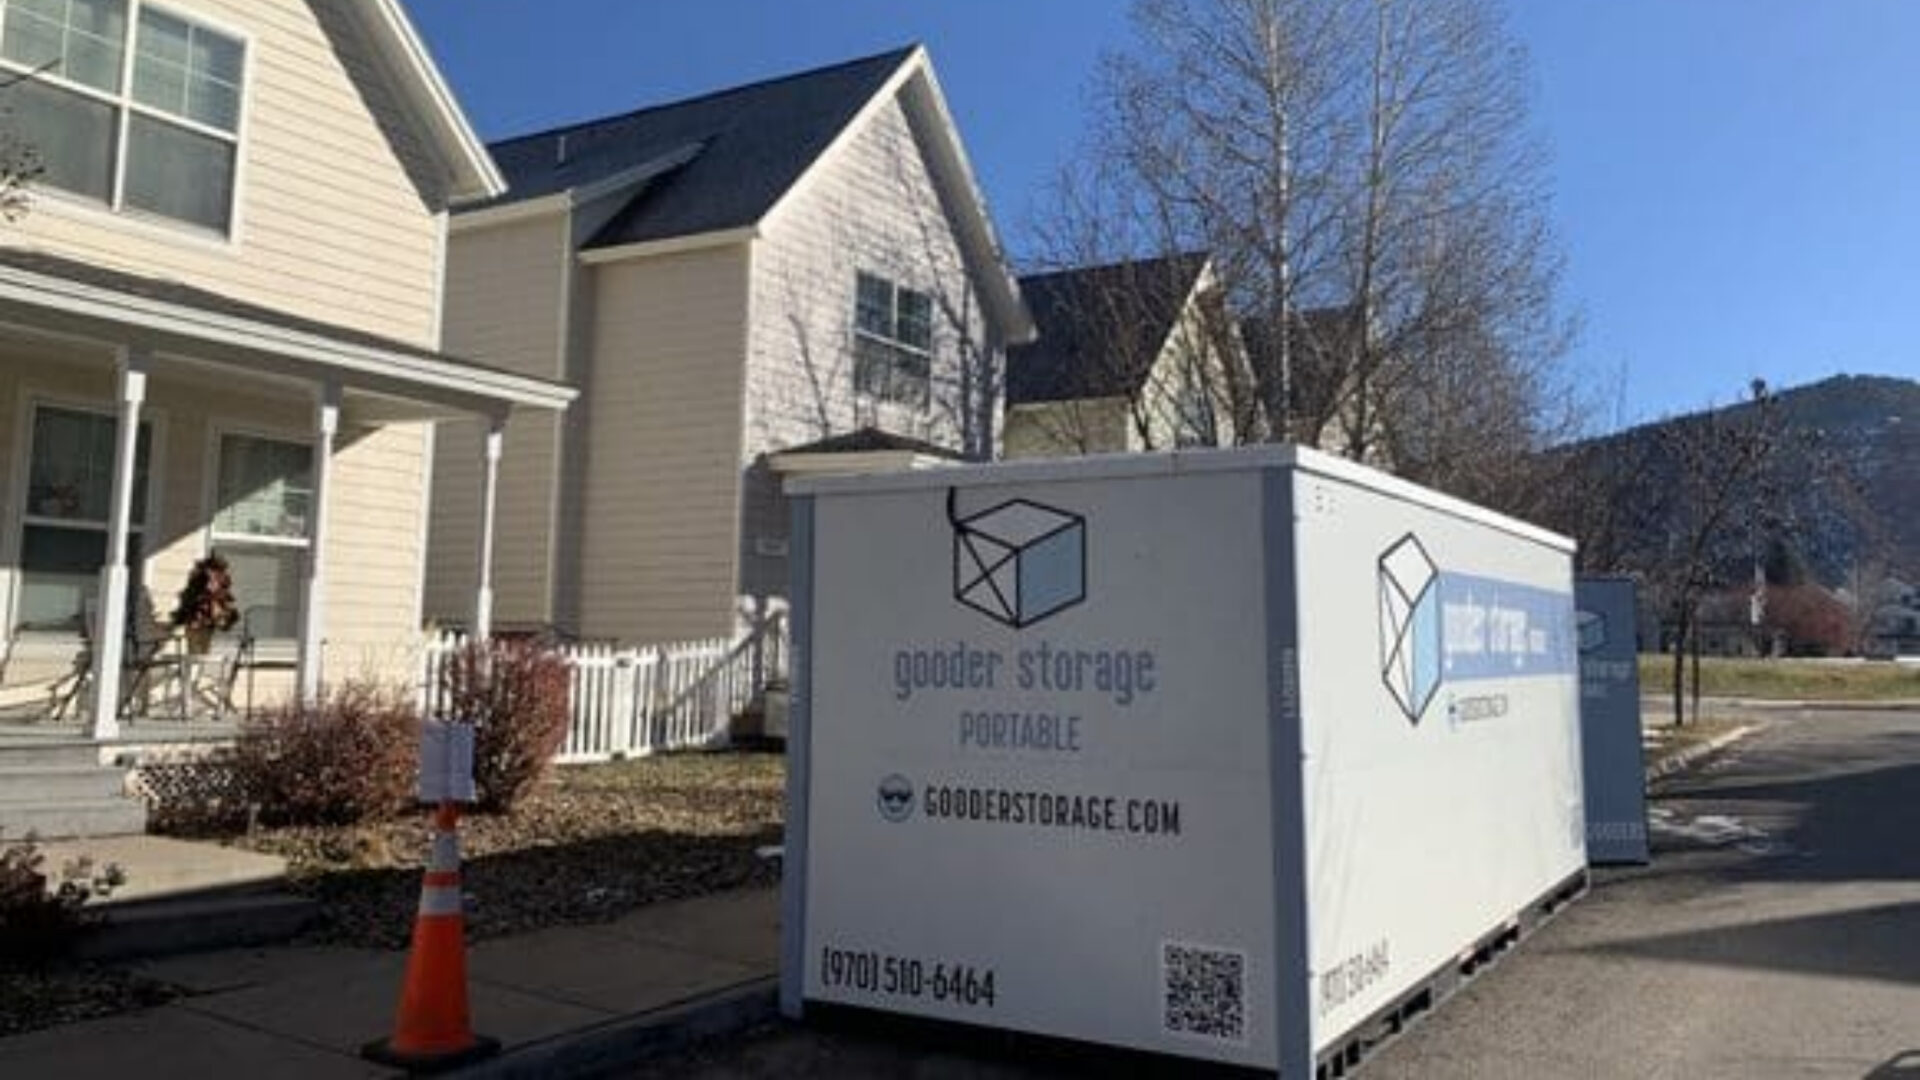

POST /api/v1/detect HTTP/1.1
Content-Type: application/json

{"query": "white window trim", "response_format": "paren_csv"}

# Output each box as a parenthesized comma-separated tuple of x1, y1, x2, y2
(5, 388, 168, 641)
(202, 420, 311, 644)
(0, 0, 253, 242)
(852, 271, 935, 410)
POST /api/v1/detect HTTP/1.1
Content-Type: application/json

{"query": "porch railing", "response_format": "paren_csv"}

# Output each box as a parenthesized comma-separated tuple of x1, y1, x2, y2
(420, 614, 789, 763)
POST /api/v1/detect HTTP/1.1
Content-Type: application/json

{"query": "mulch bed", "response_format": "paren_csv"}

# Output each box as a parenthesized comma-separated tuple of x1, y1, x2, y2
(0, 967, 179, 1038)
(226, 750, 786, 948)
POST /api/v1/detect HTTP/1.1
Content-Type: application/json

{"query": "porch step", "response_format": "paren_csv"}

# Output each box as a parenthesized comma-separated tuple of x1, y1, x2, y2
(0, 764, 127, 803)
(0, 740, 103, 769)
(0, 796, 148, 840)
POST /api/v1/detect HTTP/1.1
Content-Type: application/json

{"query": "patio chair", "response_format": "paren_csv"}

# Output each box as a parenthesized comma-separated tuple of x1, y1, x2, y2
(237, 605, 298, 718)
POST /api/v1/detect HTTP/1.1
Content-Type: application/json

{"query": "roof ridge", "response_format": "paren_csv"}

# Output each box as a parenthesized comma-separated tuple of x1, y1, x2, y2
(1017, 250, 1210, 285)
(489, 44, 920, 149)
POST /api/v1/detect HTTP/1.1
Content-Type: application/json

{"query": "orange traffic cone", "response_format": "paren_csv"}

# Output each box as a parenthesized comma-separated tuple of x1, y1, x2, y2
(362, 801, 500, 1072)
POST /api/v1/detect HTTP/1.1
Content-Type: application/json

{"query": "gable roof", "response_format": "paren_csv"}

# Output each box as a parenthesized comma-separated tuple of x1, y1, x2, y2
(775, 426, 963, 460)
(350, 0, 505, 202)
(484, 48, 914, 247)
(468, 46, 1033, 342)
(1005, 253, 1210, 406)
(1240, 304, 1362, 420)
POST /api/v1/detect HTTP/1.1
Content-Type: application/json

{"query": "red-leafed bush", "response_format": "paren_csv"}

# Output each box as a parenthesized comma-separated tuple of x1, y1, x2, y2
(436, 641, 572, 813)
(1763, 585, 1852, 657)
(233, 683, 418, 827)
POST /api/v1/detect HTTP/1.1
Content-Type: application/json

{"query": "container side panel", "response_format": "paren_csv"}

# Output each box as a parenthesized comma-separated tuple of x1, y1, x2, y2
(1294, 468, 1584, 1050)
(801, 469, 1278, 1068)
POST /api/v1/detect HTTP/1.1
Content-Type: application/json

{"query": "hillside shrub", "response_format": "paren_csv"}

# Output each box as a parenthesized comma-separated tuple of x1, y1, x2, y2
(232, 683, 418, 827)
(436, 640, 571, 812)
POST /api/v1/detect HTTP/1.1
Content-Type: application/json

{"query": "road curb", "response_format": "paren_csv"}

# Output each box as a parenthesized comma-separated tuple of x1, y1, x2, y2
(1641, 697, 1920, 714)
(1645, 724, 1759, 784)
(452, 976, 778, 1079)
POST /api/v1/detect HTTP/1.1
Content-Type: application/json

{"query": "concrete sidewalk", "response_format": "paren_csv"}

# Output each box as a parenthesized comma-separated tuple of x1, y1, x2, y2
(0, 887, 780, 1078)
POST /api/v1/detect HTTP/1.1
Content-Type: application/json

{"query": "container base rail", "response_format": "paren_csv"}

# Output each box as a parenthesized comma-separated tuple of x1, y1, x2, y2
(1317, 868, 1591, 1080)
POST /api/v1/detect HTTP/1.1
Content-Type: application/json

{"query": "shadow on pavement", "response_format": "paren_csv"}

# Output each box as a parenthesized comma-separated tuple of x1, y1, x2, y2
(1653, 727, 1920, 885)
(1590, 900, 1920, 987)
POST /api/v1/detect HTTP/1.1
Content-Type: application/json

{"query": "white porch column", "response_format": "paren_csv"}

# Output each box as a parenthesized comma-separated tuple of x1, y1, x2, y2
(88, 347, 149, 739)
(296, 384, 340, 704)
(473, 415, 505, 641)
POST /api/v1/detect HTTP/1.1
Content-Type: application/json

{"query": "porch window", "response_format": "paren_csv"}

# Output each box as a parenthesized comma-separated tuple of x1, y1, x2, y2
(16, 404, 151, 634)
(209, 432, 310, 641)
(853, 271, 933, 408)
(0, 0, 244, 233)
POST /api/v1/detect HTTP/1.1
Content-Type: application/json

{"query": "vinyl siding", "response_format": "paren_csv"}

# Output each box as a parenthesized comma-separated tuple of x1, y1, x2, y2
(7, 0, 445, 347)
(741, 92, 995, 606)
(575, 245, 751, 644)
(0, 352, 428, 691)
(1002, 398, 1134, 458)
(425, 212, 571, 629)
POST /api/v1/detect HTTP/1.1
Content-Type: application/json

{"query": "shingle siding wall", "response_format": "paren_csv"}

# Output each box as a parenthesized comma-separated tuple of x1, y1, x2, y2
(426, 214, 571, 630)
(741, 93, 995, 608)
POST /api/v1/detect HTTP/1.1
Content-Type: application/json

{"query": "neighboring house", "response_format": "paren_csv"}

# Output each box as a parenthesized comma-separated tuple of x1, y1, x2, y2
(1239, 304, 1371, 456)
(0, 0, 573, 738)
(424, 46, 1032, 646)
(1003, 253, 1252, 458)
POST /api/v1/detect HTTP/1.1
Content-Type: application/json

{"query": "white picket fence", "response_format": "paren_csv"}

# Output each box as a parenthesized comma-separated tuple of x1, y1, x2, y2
(421, 616, 787, 763)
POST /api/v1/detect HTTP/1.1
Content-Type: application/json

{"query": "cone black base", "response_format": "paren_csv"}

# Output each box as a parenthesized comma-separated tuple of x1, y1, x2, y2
(361, 1033, 501, 1074)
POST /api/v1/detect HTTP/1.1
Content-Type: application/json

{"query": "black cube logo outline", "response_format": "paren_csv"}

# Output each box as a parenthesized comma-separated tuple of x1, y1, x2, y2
(948, 489, 1087, 630)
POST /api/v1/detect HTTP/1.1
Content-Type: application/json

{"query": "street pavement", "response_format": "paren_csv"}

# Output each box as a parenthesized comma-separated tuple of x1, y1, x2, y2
(638, 708, 1920, 1079)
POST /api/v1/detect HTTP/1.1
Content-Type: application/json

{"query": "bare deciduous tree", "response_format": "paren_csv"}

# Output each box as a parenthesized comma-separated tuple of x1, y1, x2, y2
(1635, 380, 1788, 726)
(1041, 0, 1575, 505)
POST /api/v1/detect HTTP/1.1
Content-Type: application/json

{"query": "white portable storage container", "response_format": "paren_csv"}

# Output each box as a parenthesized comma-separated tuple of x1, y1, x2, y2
(781, 447, 1587, 1075)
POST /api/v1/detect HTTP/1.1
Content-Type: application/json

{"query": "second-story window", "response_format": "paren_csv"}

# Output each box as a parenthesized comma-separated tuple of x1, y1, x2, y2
(853, 271, 933, 409)
(1, 0, 244, 234)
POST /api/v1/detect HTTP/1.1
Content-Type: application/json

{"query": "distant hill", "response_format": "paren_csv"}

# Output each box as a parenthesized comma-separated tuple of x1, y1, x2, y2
(1567, 374, 1920, 584)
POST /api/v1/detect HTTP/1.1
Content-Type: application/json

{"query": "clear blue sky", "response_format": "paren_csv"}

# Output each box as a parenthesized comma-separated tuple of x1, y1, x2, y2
(405, 0, 1919, 429)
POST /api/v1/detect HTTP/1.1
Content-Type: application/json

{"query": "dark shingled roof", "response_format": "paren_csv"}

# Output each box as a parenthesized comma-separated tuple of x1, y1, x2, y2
(480, 47, 917, 250)
(1240, 305, 1362, 421)
(775, 427, 963, 459)
(1005, 253, 1209, 406)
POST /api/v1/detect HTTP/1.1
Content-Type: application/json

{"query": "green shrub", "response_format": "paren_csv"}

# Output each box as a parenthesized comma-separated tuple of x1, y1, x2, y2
(437, 640, 572, 812)
(1, 834, 123, 968)
(233, 682, 418, 827)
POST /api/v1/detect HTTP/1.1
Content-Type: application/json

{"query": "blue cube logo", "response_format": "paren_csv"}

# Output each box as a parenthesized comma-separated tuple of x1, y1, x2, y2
(950, 491, 1086, 630)
(1379, 534, 1442, 724)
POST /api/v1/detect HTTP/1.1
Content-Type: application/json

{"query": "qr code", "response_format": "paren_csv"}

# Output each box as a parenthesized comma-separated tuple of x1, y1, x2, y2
(1162, 941, 1247, 1043)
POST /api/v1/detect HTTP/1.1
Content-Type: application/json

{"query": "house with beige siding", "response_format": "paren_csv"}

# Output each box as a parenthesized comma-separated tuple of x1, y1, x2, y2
(1003, 254, 1257, 458)
(425, 46, 1032, 646)
(0, 0, 573, 742)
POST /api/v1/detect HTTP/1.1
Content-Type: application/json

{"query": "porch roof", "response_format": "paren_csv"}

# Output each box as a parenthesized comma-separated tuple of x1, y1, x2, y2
(0, 247, 575, 418)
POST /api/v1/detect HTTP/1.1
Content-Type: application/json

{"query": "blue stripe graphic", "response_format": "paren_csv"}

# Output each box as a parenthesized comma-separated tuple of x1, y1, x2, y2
(1435, 573, 1576, 681)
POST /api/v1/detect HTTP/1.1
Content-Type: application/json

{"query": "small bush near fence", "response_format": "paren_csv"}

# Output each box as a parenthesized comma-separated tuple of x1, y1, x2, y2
(1, 835, 123, 968)
(437, 641, 571, 813)
(232, 682, 418, 827)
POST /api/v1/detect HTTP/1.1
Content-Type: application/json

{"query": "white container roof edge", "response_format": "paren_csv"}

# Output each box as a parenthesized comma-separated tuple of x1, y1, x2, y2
(784, 444, 1576, 555)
